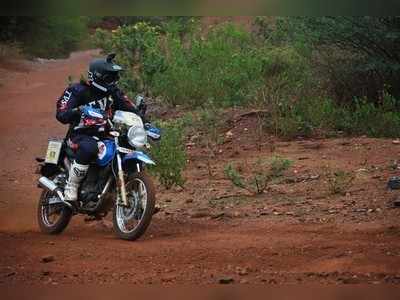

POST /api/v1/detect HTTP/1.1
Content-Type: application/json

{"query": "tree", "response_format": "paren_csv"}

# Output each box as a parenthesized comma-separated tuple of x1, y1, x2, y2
(274, 17, 400, 102)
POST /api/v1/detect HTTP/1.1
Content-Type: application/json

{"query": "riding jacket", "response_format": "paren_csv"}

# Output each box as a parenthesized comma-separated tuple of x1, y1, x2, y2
(56, 82, 138, 136)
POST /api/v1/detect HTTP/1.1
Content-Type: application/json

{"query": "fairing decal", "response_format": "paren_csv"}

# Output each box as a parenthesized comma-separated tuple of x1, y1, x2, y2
(123, 151, 155, 165)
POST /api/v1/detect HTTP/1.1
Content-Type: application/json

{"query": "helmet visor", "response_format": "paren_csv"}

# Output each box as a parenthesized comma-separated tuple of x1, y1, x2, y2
(102, 71, 120, 85)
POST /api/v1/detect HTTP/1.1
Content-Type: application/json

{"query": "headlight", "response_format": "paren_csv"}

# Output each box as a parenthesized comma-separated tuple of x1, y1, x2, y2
(127, 126, 147, 148)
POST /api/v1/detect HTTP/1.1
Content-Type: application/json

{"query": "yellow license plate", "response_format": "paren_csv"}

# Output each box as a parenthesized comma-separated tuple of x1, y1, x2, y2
(45, 140, 62, 164)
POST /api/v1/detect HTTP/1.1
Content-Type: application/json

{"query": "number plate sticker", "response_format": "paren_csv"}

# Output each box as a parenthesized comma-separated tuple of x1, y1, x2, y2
(45, 140, 63, 164)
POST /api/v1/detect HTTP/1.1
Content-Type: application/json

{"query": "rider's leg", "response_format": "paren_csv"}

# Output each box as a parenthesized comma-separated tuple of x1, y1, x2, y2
(64, 135, 99, 202)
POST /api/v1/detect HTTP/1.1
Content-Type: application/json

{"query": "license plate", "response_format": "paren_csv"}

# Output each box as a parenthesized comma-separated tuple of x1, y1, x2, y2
(45, 140, 63, 164)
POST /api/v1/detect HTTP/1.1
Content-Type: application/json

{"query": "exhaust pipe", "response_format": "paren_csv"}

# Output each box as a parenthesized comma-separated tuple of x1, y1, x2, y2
(38, 176, 72, 208)
(38, 176, 59, 192)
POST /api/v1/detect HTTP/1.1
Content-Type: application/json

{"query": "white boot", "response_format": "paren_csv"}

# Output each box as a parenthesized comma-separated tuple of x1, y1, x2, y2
(64, 161, 89, 202)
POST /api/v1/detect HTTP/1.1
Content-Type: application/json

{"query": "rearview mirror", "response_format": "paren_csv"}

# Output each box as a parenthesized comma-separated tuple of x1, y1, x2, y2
(135, 95, 145, 107)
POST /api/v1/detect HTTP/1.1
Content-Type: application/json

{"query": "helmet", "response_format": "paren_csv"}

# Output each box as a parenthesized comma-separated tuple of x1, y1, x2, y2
(88, 53, 122, 92)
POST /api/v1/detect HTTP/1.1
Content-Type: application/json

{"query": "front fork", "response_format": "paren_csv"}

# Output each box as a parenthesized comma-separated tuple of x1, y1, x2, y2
(114, 136, 128, 207)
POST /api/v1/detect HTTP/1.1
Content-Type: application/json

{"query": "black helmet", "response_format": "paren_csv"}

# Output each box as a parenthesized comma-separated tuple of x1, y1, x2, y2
(88, 53, 122, 92)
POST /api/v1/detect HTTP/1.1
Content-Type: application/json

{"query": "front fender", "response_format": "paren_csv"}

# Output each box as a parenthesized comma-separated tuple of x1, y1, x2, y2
(123, 151, 155, 165)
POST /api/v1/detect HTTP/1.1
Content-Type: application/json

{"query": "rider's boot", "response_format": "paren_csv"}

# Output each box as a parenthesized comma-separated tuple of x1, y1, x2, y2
(64, 161, 89, 208)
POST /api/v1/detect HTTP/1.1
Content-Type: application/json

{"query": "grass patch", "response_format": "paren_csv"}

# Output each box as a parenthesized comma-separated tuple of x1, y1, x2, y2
(224, 156, 293, 194)
(327, 170, 354, 195)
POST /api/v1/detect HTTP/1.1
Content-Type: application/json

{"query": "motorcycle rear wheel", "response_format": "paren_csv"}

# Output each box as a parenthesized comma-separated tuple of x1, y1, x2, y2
(37, 190, 72, 234)
(112, 172, 156, 241)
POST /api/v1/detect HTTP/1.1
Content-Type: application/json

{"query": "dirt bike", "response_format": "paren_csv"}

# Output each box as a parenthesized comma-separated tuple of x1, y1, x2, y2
(35, 99, 161, 241)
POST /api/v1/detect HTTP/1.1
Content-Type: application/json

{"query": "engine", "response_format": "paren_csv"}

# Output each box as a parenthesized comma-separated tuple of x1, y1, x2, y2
(79, 164, 111, 204)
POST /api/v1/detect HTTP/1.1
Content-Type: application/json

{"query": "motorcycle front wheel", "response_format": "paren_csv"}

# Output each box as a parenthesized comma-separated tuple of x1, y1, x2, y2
(112, 172, 156, 241)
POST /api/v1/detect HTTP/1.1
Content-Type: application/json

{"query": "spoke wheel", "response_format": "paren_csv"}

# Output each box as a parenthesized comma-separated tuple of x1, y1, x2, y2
(37, 190, 72, 235)
(113, 173, 155, 241)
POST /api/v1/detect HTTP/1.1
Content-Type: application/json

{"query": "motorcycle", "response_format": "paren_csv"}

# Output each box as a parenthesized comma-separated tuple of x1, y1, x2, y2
(35, 97, 161, 241)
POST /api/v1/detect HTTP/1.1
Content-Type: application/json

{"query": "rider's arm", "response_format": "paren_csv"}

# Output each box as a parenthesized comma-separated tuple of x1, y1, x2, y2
(111, 88, 140, 115)
(56, 86, 82, 124)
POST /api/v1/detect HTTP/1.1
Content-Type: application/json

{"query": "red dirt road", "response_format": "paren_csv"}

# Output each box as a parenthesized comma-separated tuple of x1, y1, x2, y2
(1, 51, 400, 284)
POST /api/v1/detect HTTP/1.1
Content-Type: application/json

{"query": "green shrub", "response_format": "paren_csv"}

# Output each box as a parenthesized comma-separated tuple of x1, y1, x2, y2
(148, 122, 187, 189)
(333, 92, 400, 138)
(269, 156, 293, 177)
(0, 17, 88, 59)
(224, 164, 246, 190)
(197, 108, 225, 144)
(351, 93, 400, 137)
(95, 21, 266, 107)
(153, 23, 266, 106)
(23, 17, 88, 58)
(93, 18, 400, 140)
(224, 156, 292, 194)
(327, 170, 354, 195)
(264, 92, 400, 139)
(257, 46, 321, 138)
(269, 17, 400, 102)
(94, 22, 164, 97)
(265, 96, 339, 138)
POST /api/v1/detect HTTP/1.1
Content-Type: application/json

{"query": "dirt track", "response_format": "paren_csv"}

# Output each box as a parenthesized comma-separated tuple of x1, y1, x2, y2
(1, 51, 400, 284)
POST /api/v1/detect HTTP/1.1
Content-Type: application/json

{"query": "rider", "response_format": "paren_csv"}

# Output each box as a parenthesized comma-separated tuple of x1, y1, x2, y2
(56, 53, 142, 204)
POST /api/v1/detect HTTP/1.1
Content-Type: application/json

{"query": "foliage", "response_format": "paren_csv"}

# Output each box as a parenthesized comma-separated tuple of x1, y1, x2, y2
(92, 17, 400, 140)
(336, 92, 400, 138)
(224, 164, 246, 189)
(272, 16, 400, 102)
(94, 21, 266, 107)
(327, 170, 354, 195)
(88, 17, 197, 33)
(0, 17, 88, 58)
(269, 156, 293, 177)
(148, 122, 187, 189)
(0, 42, 23, 61)
(266, 96, 338, 138)
(94, 22, 163, 97)
(196, 108, 225, 145)
(224, 156, 292, 194)
(153, 22, 266, 107)
(258, 45, 315, 105)
(263, 91, 400, 139)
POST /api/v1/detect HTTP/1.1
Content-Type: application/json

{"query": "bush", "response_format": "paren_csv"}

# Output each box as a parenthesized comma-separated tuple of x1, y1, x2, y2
(224, 156, 292, 194)
(264, 92, 400, 139)
(148, 122, 187, 189)
(0, 17, 89, 59)
(264, 96, 338, 138)
(269, 156, 293, 177)
(152, 22, 267, 107)
(337, 92, 400, 138)
(93, 18, 400, 140)
(26, 17, 88, 58)
(95, 21, 266, 107)
(327, 170, 354, 195)
(94, 22, 163, 97)
(272, 17, 400, 102)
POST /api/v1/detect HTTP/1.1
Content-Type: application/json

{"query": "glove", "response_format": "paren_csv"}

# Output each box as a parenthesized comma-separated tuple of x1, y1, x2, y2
(80, 106, 107, 127)
(81, 106, 107, 120)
